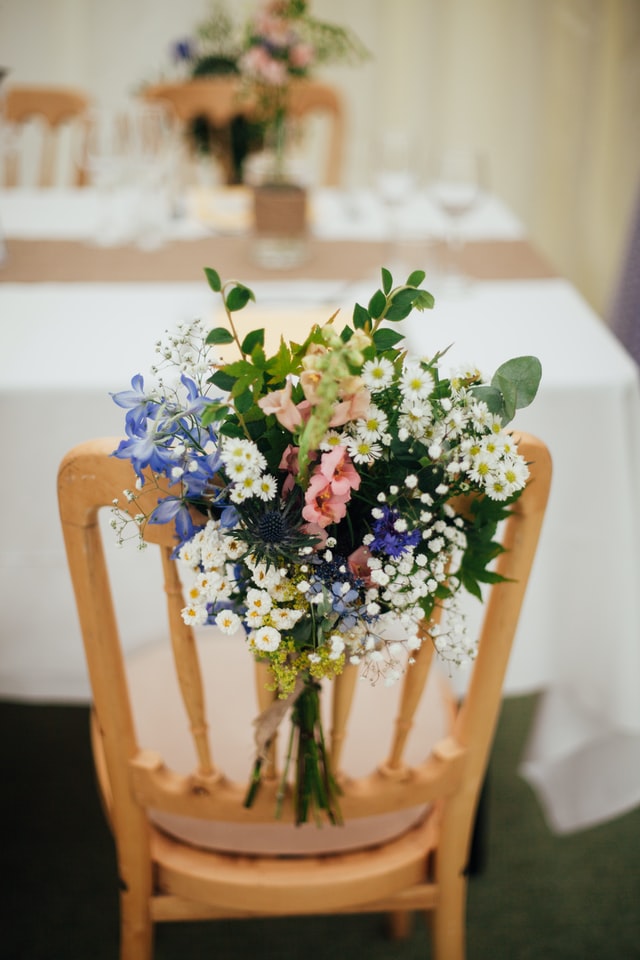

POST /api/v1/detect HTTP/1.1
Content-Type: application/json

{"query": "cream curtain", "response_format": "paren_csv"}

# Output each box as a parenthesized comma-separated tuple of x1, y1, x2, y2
(1, 0, 638, 316)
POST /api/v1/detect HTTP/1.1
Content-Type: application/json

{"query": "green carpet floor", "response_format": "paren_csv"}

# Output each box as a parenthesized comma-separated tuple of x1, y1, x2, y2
(2, 696, 639, 959)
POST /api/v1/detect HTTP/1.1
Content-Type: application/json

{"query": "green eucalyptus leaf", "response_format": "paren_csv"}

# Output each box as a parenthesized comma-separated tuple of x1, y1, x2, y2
(203, 267, 221, 292)
(381, 267, 393, 294)
(225, 284, 255, 312)
(406, 269, 426, 287)
(368, 289, 387, 319)
(205, 326, 234, 345)
(492, 356, 542, 423)
(470, 384, 505, 416)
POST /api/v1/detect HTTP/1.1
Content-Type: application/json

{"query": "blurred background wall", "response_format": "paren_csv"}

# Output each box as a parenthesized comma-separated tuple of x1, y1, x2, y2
(1, 0, 638, 318)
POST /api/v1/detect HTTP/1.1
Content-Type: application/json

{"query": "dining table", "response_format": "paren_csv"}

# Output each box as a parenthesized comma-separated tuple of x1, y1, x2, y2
(2, 182, 640, 837)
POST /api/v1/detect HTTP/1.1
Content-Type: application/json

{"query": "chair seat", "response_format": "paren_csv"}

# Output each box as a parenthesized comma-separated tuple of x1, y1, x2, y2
(125, 626, 453, 856)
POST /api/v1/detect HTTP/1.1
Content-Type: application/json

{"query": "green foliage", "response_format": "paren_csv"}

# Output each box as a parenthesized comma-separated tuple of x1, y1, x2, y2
(201, 262, 541, 615)
(471, 355, 542, 426)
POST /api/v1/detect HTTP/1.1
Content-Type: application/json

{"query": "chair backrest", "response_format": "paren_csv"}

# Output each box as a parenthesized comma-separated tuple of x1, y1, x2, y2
(284, 80, 345, 187)
(142, 77, 249, 128)
(58, 432, 550, 954)
(142, 77, 344, 186)
(2, 84, 90, 186)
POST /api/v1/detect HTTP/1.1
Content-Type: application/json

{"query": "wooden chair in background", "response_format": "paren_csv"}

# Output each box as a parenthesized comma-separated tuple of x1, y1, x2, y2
(2, 84, 90, 186)
(141, 77, 254, 185)
(284, 79, 345, 187)
(58, 434, 550, 960)
(141, 77, 345, 187)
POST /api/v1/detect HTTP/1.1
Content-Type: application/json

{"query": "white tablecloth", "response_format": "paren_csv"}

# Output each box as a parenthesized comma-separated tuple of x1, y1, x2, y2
(0, 185, 525, 244)
(2, 189, 640, 835)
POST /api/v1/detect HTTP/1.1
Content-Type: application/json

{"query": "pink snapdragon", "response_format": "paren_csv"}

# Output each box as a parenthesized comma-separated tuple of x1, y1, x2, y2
(300, 368, 371, 429)
(302, 447, 360, 528)
(258, 381, 303, 431)
(318, 445, 361, 496)
(329, 387, 371, 428)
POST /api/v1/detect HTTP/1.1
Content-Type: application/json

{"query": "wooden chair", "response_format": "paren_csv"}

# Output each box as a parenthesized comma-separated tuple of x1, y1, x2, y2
(58, 433, 551, 960)
(2, 84, 90, 186)
(141, 77, 254, 185)
(141, 77, 345, 186)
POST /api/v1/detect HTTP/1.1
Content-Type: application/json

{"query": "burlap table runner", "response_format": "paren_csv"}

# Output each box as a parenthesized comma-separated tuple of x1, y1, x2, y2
(0, 236, 554, 284)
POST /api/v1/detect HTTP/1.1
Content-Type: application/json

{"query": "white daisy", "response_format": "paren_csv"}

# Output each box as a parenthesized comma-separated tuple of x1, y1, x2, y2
(361, 356, 394, 392)
(181, 603, 208, 626)
(346, 436, 383, 463)
(357, 404, 389, 440)
(246, 588, 272, 615)
(400, 362, 435, 401)
(254, 473, 277, 501)
(252, 625, 281, 652)
(215, 610, 242, 634)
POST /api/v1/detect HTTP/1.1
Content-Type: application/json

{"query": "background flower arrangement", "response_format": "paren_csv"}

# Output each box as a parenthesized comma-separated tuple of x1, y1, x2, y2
(163, 0, 367, 183)
(111, 266, 541, 824)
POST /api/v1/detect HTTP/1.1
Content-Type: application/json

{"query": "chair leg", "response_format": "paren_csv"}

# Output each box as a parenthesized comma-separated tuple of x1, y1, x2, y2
(384, 910, 414, 939)
(430, 875, 467, 960)
(120, 889, 154, 960)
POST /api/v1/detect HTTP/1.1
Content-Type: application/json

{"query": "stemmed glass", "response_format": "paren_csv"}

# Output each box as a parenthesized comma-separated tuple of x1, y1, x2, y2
(79, 106, 134, 245)
(127, 102, 179, 247)
(428, 146, 486, 292)
(372, 130, 420, 271)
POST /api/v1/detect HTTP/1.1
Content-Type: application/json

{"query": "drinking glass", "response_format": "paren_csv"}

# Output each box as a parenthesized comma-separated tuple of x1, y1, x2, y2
(428, 146, 486, 291)
(127, 103, 178, 247)
(372, 130, 420, 271)
(79, 106, 135, 245)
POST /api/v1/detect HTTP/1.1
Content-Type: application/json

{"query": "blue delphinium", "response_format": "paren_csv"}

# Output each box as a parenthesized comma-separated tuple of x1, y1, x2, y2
(370, 505, 421, 559)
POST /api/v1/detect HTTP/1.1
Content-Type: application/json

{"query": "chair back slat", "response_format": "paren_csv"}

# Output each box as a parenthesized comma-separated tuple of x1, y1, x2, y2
(386, 623, 437, 770)
(3, 85, 89, 187)
(160, 547, 216, 778)
(254, 660, 279, 779)
(329, 663, 359, 770)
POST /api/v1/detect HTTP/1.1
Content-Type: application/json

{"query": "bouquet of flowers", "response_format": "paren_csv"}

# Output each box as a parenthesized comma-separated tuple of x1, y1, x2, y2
(237, 0, 367, 181)
(111, 266, 540, 825)
(162, 1, 366, 183)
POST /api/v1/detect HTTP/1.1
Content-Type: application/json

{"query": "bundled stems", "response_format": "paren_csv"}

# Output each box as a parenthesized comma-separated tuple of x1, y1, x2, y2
(244, 674, 343, 826)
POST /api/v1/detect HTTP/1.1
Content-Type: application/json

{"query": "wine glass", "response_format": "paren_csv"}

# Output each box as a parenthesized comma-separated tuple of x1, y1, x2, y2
(428, 146, 486, 292)
(126, 102, 179, 247)
(82, 105, 132, 189)
(372, 130, 421, 271)
(78, 105, 135, 245)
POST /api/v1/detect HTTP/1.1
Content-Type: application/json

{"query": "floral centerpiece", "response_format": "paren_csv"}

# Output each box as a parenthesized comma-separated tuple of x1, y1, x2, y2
(237, 0, 367, 183)
(111, 266, 541, 825)
(162, 0, 366, 184)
